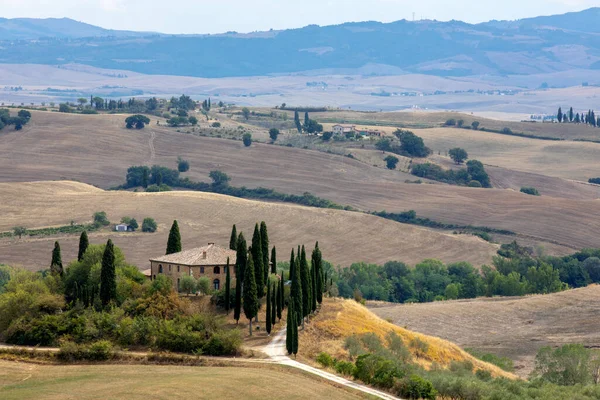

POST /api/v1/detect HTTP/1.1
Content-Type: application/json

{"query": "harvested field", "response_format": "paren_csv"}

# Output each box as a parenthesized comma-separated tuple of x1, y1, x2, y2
(0, 361, 365, 400)
(369, 285, 600, 377)
(0, 181, 497, 270)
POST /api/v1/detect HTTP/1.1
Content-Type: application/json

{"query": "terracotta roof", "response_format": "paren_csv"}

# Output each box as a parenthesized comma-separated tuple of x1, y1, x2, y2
(149, 243, 236, 266)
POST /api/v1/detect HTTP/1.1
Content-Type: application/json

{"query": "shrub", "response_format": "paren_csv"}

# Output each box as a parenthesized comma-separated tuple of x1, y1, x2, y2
(269, 128, 280, 141)
(445, 119, 457, 126)
(125, 115, 150, 129)
(242, 133, 252, 147)
(142, 218, 157, 232)
(334, 360, 357, 376)
(468, 180, 483, 188)
(471, 121, 480, 130)
(202, 329, 242, 356)
(93, 211, 110, 227)
(589, 178, 600, 185)
(409, 337, 429, 358)
(211, 122, 221, 128)
(317, 352, 335, 368)
(177, 157, 190, 173)
(385, 155, 399, 170)
(521, 187, 540, 196)
(58, 340, 114, 361)
(395, 374, 437, 400)
(502, 127, 513, 134)
(146, 184, 171, 192)
(322, 131, 333, 141)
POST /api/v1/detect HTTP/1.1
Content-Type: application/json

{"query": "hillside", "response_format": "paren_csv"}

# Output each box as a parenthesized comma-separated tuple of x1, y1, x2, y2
(2, 9, 600, 78)
(0, 181, 497, 270)
(3, 110, 600, 252)
(369, 285, 600, 377)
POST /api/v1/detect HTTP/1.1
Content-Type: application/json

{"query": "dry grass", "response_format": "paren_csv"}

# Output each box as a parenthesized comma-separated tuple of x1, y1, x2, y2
(369, 285, 600, 378)
(0, 360, 366, 400)
(0, 181, 497, 270)
(299, 298, 516, 380)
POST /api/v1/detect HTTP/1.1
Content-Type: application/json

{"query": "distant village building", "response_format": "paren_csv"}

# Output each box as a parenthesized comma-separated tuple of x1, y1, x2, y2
(332, 124, 356, 135)
(114, 224, 130, 232)
(356, 128, 384, 137)
(149, 243, 237, 291)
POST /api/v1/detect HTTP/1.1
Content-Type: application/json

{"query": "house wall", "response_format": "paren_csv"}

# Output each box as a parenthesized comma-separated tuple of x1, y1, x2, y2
(150, 261, 236, 291)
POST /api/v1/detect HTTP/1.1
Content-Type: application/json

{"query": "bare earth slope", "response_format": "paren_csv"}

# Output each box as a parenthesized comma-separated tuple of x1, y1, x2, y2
(0, 181, 496, 270)
(369, 285, 600, 377)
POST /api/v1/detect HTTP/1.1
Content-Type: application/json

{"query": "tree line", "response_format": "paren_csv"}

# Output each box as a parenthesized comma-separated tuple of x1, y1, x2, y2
(0, 109, 31, 131)
(557, 107, 600, 126)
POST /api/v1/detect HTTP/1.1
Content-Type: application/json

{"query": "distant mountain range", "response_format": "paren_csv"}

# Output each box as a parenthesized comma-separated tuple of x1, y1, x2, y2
(1, 9, 600, 78)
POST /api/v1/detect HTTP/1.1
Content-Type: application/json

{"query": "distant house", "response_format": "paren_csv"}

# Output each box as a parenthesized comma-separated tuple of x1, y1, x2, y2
(149, 243, 237, 292)
(356, 128, 384, 137)
(114, 224, 129, 232)
(332, 124, 356, 135)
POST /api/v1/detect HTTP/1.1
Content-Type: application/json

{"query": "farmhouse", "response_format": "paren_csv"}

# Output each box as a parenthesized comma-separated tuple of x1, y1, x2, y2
(114, 224, 130, 232)
(149, 243, 236, 291)
(332, 124, 355, 135)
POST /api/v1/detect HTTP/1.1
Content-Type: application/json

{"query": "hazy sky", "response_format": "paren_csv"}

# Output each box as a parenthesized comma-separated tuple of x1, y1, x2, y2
(2, 0, 598, 34)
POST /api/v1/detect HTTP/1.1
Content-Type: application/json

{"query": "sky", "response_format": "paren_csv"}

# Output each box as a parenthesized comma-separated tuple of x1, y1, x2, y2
(1, 0, 598, 34)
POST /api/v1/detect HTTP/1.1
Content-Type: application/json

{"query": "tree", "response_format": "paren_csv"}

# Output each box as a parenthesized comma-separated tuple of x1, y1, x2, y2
(177, 157, 190, 173)
(225, 257, 231, 313)
(471, 121, 480, 130)
(142, 217, 157, 232)
(242, 133, 252, 147)
(294, 111, 302, 133)
(188, 116, 198, 126)
(300, 245, 311, 326)
(242, 107, 250, 120)
(99, 239, 117, 307)
(180, 275, 197, 294)
(271, 246, 277, 274)
(129, 218, 139, 231)
(266, 282, 272, 335)
(77, 98, 88, 108)
(252, 224, 265, 298)
(78, 231, 89, 261)
(58, 103, 71, 113)
(93, 211, 110, 227)
(166, 220, 182, 255)
(304, 112, 310, 129)
(313, 243, 324, 305)
(449, 148, 469, 164)
(269, 128, 280, 142)
(50, 241, 63, 276)
(125, 115, 150, 129)
(290, 250, 303, 328)
(13, 226, 27, 239)
(557, 107, 563, 123)
(384, 155, 399, 170)
(260, 222, 269, 285)
(278, 269, 284, 320)
(271, 279, 277, 326)
(243, 256, 259, 336)
(532, 344, 591, 386)
(395, 130, 431, 157)
(229, 225, 238, 250)
(569, 107, 574, 122)
(304, 119, 323, 134)
(234, 233, 247, 323)
(209, 170, 231, 188)
(310, 251, 317, 313)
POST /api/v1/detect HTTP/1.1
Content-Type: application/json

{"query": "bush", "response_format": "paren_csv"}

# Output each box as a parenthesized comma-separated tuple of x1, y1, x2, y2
(445, 119, 457, 126)
(211, 122, 221, 128)
(145, 184, 171, 192)
(334, 360, 357, 376)
(409, 337, 429, 358)
(468, 180, 483, 188)
(93, 211, 110, 227)
(177, 157, 190, 173)
(589, 178, 600, 185)
(322, 131, 333, 141)
(202, 330, 242, 356)
(395, 374, 437, 400)
(269, 128, 280, 141)
(242, 133, 252, 147)
(58, 340, 114, 361)
(142, 218, 157, 232)
(521, 187, 540, 196)
(385, 155, 399, 170)
(125, 115, 151, 129)
(317, 352, 335, 368)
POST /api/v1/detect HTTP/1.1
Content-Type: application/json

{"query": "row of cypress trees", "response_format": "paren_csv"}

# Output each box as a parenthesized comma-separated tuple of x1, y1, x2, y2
(50, 231, 117, 307)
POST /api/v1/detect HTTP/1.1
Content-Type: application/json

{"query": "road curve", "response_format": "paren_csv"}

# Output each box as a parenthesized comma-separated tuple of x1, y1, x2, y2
(263, 328, 402, 400)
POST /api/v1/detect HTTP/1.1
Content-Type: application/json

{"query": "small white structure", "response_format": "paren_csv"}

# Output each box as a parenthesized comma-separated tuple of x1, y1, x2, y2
(332, 124, 356, 135)
(114, 224, 129, 232)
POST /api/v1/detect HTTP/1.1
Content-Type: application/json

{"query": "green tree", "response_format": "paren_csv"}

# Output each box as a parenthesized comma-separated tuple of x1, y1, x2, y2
(291, 250, 303, 328)
(260, 222, 269, 285)
(125, 115, 150, 129)
(13, 226, 27, 239)
(99, 239, 116, 307)
(569, 107, 574, 122)
(271, 246, 277, 274)
(286, 300, 298, 356)
(78, 231, 89, 261)
(300, 245, 311, 326)
(310, 251, 317, 313)
(188, 116, 198, 126)
(142, 217, 157, 232)
(304, 112, 309, 128)
(314, 242, 324, 305)
(269, 128, 280, 142)
(271, 279, 277, 326)
(466, 160, 491, 188)
(179, 275, 197, 294)
(384, 155, 399, 170)
(225, 257, 231, 314)
(209, 170, 231, 188)
(242, 133, 252, 147)
(532, 344, 591, 386)
(266, 282, 272, 335)
(177, 157, 190, 173)
(304, 119, 323, 134)
(289, 249, 296, 285)
(557, 107, 563, 123)
(129, 218, 139, 231)
(294, 111, 302, 133)
(50, 241, 63, 276)
(234, 233, 247, 323)
(471, 121, 480, 130)
(243, 256, 259, 336)
(229, 224, 238, 250)
(93, 211, 110, 227)
(252, 224, 265, 298)
(449, 148, 469, 164)
(166, 220, 182, 255)
(278, 269, 284, 320)
(395, 130, 431, 157)
(242, 107, 250, 120)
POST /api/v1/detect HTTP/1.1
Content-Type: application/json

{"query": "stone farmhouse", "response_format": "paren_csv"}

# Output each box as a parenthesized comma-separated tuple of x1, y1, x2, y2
(149, 243, 237, 292)
(332, 124, 356, 135)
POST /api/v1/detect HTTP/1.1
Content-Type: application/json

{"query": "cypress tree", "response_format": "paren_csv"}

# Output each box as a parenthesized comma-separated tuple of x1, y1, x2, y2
(271, 280, 277, 326)
(300, 245, 311, 325)
(569, 107, 574, 122)
(310, 250, 317, 313)
(229, 225, 237, 250)
(165, 220, 182, 255)
(557, 107, 563, 123)
(278, 269, 285, 317)
(260, 221, 269, 285)
(234, 233, 247, 323)
(243, 256, 259, 336)
(290, 250, 303, 328)
(251, 224, 265, 298)
(294, 111, 302, 133)
(304, 112, 309, 128)
(314, 242, 324, 305)
(225, 257, 231, 314)
(99, 239, 116, 307)
(289, 249, 295, 282)
(50, 241, 63, 276)
(286, 300, 295, 355)
(271, 246, 277, 274)
(266, 282, 272, 335)
(78, 231, 89, 262)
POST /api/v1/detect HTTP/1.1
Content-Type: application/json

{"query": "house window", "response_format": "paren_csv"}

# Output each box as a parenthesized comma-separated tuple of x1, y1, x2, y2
(153, 275, 156, 280)
(200, 267, 205, 274)
(177, 265, 180, 272)
(213, 279, 220, 290)
(158, 265, 163, 273)
(214, 266, 221, 274)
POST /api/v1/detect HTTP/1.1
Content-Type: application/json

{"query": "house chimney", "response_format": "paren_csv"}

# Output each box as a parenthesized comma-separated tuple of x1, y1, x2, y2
(208, 242, 214, 246)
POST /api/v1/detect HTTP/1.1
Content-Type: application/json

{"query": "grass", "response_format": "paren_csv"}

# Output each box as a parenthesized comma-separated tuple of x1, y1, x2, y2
(298, 298, 516, 380)
(0, 181, 498, 270)
(369, 285, 600, 378)
(0, 361, 366, 400)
